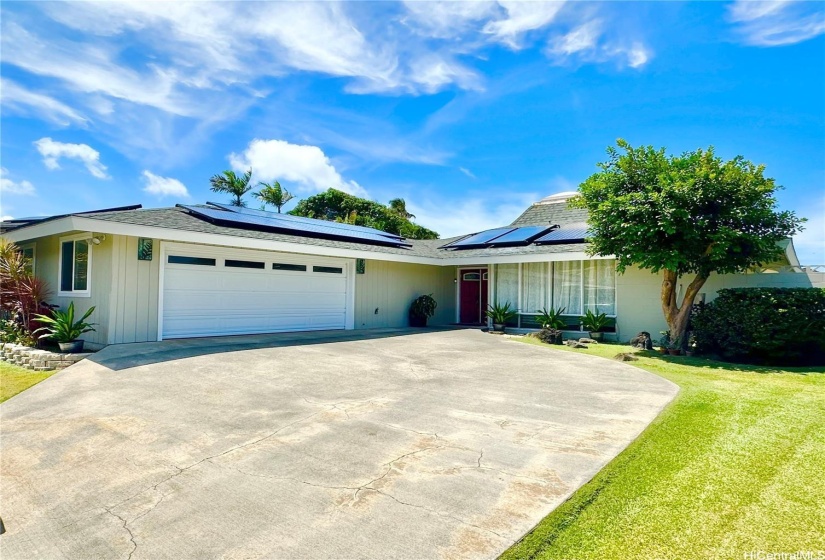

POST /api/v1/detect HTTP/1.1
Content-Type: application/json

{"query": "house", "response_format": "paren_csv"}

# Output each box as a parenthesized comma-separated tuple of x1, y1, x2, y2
(1, 192, 816, 349)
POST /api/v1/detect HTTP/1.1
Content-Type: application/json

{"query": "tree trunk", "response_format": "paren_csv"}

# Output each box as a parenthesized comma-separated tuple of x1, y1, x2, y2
(660, 270, 708, 347)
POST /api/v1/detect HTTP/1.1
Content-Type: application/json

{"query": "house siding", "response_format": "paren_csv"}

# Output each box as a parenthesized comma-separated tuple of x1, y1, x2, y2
(354, 260, 456, 328)
(615, 266, 823, 340)
(30, 232, 114, 348)
(108, 236, 161, 344)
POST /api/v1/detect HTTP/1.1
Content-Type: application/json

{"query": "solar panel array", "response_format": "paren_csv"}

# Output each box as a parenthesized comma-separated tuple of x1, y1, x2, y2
(487, 225, 556, 245)
(442, 224, 566, 250)
(533, 223, 590, 244)
(207, 202, 404, 240)
(180, 204, 411, 247)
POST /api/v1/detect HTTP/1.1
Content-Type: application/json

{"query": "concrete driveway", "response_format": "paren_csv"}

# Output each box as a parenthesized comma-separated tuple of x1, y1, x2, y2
(0, 329, 677, 559)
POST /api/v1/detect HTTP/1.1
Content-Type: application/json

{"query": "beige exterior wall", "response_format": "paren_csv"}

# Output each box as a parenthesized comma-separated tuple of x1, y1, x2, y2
(616, 266, 822, 340)
(28, 233, 160, 347)
(354, 260, 456, 328)
(108, 236, 161, 344)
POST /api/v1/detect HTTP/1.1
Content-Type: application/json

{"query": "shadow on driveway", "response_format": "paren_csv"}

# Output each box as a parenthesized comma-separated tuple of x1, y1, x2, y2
(89, 326, 467, 371)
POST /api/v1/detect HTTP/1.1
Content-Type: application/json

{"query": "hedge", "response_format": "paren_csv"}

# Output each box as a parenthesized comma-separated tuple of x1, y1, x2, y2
(691, 288, 825, 366)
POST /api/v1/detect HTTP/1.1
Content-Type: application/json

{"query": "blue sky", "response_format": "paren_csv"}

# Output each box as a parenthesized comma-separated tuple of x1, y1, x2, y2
(1, 1, 823, 262)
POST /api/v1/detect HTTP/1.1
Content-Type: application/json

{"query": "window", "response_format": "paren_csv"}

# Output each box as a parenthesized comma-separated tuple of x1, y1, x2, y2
(494, 264, 518, 308)
(583, 260, 616, 315)
(272, 263, 307, 272)
(552, 261, 582, 315)
(521, 262, 546, 314)
(462, 272, 481, 281)
(20, 245, 35, 275)
(313, 265, 343, 274)
(168, 255, 216, 266)
(225, 259, 265, 269)
(59, 238, 90, 295)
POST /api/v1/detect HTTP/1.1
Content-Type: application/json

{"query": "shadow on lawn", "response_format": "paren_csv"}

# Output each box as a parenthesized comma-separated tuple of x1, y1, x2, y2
(635, 348, 825, 375)
(87, 326, 467, 371)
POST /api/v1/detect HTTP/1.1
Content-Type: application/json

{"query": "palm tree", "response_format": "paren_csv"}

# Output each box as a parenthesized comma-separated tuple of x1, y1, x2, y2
(210, 169, 253, 207)
(388, 198, 415, 220)
(254, 181, 294, 213)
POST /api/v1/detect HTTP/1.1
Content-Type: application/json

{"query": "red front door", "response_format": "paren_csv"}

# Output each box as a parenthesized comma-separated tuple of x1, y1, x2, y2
(459, 269, 488, 324)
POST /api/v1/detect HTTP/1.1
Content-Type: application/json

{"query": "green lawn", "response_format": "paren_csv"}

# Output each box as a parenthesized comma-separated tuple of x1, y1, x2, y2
(0, 361, 57, 403)
(502, 338, 825, 560)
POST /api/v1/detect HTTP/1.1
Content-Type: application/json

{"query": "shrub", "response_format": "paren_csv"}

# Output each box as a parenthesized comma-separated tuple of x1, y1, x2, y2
(691, 288, 825, 366)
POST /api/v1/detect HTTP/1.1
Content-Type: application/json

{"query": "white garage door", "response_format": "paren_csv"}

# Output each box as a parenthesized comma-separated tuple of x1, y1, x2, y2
(161, 244, 352, 339)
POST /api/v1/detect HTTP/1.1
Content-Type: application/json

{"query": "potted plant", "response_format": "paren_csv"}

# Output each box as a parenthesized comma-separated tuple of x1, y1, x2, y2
(485, 301, 518, 332)
(685, 334, 697, 357)
(33, 302, 96, 353)
(409, 294, 437, 327)
(667, 336, 682, 356)
(658, 330, 670, 354)
(536, 307, 566, 344)
(581, 310, 609, 341)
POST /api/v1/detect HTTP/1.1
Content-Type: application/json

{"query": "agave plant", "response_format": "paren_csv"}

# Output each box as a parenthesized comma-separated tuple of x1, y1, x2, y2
(485, 301, 518, 325)
(536, 306, 567, 330)
(33, 302, 96, 343)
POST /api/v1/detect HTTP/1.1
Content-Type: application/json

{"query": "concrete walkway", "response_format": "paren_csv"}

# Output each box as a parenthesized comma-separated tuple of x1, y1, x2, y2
(0, 329, 677, 559)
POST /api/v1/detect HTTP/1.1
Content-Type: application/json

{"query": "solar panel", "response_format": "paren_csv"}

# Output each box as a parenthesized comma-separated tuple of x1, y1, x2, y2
(180, 205, 412, 247)
(443, 227, 517, 248)
(533, 223, 590, 244)
(487, 225, 556, 245)
(207, 202, 404, 240)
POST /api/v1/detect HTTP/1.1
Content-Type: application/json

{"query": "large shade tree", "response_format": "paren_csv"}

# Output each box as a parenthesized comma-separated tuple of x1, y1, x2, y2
(570, 139, 804, 345)
(210, 169, 253, 207)
(254, 181, 294, 213)
(290, 189, 439, 240)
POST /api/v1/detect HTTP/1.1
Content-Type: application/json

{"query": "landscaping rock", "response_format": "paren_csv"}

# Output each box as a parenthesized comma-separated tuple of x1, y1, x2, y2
(579, 338, 599, 344)
(630, 331, 654, 350)
(566, 341, 588, 349)
(614, 352, 640, 362)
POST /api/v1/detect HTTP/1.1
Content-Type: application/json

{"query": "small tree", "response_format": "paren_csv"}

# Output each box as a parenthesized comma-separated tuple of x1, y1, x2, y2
(254, 181, 294, 213)
(210, 169, 253, 207)
(571, 140, 804, 345)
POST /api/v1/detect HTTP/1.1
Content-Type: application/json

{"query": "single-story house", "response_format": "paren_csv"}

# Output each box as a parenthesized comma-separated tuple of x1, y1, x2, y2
(2, 192, 817, 349)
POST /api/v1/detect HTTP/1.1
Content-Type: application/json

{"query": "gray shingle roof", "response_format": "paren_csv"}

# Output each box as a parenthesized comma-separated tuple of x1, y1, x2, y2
(7, 204, 589, 260)
(510, 201, 589, 227)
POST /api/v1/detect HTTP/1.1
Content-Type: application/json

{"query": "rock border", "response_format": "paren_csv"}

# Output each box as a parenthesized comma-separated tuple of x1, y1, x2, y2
(0, 343, 91, 371)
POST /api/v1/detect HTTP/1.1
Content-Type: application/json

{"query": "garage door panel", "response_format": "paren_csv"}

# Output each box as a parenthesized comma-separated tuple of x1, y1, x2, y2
(162, 246, 351, 339)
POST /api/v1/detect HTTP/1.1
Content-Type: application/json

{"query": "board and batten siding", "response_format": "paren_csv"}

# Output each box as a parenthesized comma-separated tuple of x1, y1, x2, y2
(26, 233, 160, 347)
(28, 232, 114, 347)
(354, 260, 456, 329)
(108, 235, 160, 344)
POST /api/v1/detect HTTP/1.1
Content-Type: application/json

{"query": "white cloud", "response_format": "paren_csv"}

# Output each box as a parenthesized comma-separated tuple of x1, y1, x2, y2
(547, 20, 651, 68)
(402, 1, 498, 38)
(459, 167, 476, 179)
(483, 1, 567, 48)
(229, 139, 368, 198)
(0, 78, 87, 126)
(142, 170, 189, 199)
(728, 0, 825, 46)
(408, 191, 539, 238)
(0, 168, 35, 196)
(33, 137, 109, 179)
